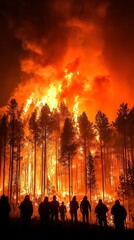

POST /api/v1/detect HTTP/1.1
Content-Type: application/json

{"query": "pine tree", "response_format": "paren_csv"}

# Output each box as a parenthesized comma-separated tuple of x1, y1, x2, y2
(113, 102, 129, 177)
(87, 151, 96, 203)
(95, 110, 110, 200)
(7, 98, 24, 203)
(0, 114, 8, 195)
(38, 104, 55, 196)
(29, 109, 39, 197)
(60, 117, 77, 200)
(78, 112, 95, 195)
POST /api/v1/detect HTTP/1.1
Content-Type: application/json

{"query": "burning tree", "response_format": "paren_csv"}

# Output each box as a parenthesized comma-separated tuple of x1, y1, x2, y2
(7, 99, 24, 204)
(113, 103, 129, 178)
(95, 110, 110, 201)
(1, 94, 134, 222)
(0, 114, 8, 195)
(29, 109, 39, 197)
(87, 151, 96, 204)
(78, 111, 95, 195)
(60, 117, 77, 201)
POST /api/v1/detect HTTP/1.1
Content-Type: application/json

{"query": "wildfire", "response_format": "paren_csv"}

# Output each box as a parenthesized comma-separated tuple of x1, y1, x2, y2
(73, 95, 79, 124)
(1, 1, 134, 227)
(0, 60, 117, 209)
(0, 5, 117, 210)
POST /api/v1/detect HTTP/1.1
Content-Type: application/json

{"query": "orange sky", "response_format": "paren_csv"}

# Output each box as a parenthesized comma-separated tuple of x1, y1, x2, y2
(0, 0, 134, 122)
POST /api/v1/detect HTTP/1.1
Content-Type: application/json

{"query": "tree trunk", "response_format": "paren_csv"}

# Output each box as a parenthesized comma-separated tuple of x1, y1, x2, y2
(100, 140, 104, 201)
(55, 138, 58, 193)
(68, 155, 71, 201)
(3, 144, 6, 195)
(44, 128, 47, 195)
(34, 139, 36, 197)
(41, 141, 44, 196)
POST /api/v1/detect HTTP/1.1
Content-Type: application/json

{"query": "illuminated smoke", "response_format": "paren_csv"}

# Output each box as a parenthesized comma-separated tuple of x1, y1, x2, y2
(1, 0, 134, 120)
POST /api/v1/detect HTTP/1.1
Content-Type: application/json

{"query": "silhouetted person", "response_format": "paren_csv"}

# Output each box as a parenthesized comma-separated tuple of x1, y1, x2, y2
(38, 196, 50, 228)
(95, 199, 108, 228)
(69, 195, 79, 223)
(19, 194, 33, 229)
(111, 199, 127, 232)
(50, 195, 59, 222)
(80, 195, 91, 224)
(59, 201, 67, 221)
(0, 195, 11, 229)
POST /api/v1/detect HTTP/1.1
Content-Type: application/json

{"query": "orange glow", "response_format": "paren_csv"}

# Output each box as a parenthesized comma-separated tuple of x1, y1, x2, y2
(0, 7, 130, 212)
(1, 2, 134, 227)
(2, 59, 118, 205)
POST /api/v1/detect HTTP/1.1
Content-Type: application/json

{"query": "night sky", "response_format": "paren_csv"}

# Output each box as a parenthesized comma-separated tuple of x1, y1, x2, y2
(0, 0, 134, 119)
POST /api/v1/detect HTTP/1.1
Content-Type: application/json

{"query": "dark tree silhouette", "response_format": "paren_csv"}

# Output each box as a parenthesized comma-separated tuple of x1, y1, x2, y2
(78, 112, 95, 195)
(87, 151, 96, 204)
(95, 110, 110, 201)
(60, 117, 77, 201)
(52, 109, 60, 193)
(38, 104, 55, 195)
(7, 98, 24, 203)
(29, 109, 39, 197)
(113, 103, 129, 178)
(0, 114, 8, 195)
(127, 107, 134, 166)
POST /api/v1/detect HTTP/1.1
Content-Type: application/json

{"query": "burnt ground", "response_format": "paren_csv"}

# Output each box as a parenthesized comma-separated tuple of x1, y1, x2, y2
(1, 218, 134, 240)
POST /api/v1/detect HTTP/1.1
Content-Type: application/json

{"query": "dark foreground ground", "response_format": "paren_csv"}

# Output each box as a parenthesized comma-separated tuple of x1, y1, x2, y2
(1, 218, 134, 240)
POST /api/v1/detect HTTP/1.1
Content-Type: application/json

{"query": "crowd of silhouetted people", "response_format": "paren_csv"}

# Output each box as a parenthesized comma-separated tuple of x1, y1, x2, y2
(0, 193, 128, 234)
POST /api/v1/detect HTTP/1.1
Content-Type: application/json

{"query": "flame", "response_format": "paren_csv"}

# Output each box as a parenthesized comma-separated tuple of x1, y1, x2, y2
(73, 95, 79, 123)
(3, 66, 117, 207)
(1, 1, 133, 223)
(1, 7, 118, 207)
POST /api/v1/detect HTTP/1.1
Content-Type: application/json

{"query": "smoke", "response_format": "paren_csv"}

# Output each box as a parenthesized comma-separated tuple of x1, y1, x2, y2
(102, 0, 134, 110)
(4, 0, 107, 67)
(0, 0, 134, 121)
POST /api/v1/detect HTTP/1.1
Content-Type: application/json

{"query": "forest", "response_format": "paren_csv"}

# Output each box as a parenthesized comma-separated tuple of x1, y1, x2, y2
(0, 99, 134, 226)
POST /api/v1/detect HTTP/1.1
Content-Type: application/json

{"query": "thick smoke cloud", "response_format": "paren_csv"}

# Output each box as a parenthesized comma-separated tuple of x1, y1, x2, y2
(103, 0, 134, 107)
(0, 0, 134, 120)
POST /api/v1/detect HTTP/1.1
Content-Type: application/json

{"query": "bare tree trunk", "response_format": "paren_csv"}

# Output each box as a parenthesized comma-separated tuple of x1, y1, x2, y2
(68, 155, 71, 201)
(0, 147, 2, 193)
(130, 138, 134, 164)
(100, 140, 104, 201)
(16, 144, 21, 205)
(3, 144, 6, 195)
(85, 154, 87, 195)
(124, 120, 127, 177)
(44, 129, 47, 195)
(55, 138, 58, 193)
(84, 139, 87, 195)
(10, 145, 14, 202)
(34, 139, 37, 197)
(18, 145, 21, 202)
(41, 141, 44, 196)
